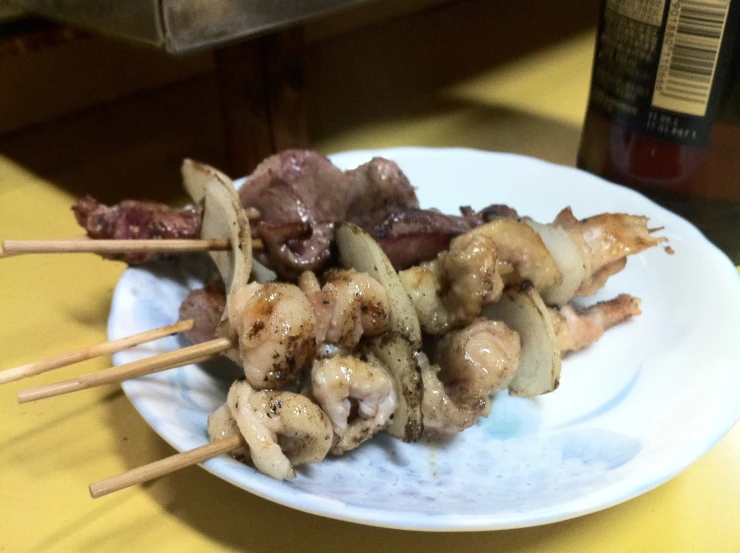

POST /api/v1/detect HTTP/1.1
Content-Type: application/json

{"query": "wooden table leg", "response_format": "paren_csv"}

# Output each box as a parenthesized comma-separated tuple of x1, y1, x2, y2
(214, 39, 273, 176)
(214, 28, 309, 176)
(263, 28, 309, 153)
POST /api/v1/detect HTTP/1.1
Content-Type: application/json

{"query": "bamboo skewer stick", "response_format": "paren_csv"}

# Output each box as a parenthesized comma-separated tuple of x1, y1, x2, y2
(1, 237, 90, 258)
(3, 238, 264, 255)
(1, 237, 264, 256)
(0, 319, 195, 385)
(243, 206, 261, 220)
(2, 239, 230, 254)
(0, 243, 14, 259)
(17, 337, 233, 404)
(89, 434, 245, 498)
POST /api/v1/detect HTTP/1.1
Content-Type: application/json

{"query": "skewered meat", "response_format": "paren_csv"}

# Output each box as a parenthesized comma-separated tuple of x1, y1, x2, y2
(207, 403, 250, 461)
(399, 233, 503, 335)
(178, 282, 226, 345)
(400, 211, 664, 333)
(73, 196, 201, 263)
(212, 269, 392, 389)
(226, 282, 317, 390)
(239, 150, 349, 278)
(419, 319, 522, 436)
(299, 269, 390, 350)
(366, 209, 475, 270)
(238, 150, 350, 228)
(299, 271, 334, 344)
(310, 355, 397, 454)
(243, 152, 422, 278)
(71, 148, 664, 298)
(551, 294, 642, 355)
(576, 214, 667, 296)
(458, 204, 521, 230)
(469, 218, 562, 291)
(364, 204, 523, 271)
(320, 269, 390, 348)
(252, 221, 335, 279)
(72, 151, 487, 274)
(437, 319, 522, 399)
(345, 157, 419, 226)
(218, 380, 333, 480)
(71, 150, 522, 274)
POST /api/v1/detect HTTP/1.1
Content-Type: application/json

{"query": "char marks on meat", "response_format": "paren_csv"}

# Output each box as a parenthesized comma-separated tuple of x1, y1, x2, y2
(71, 150, 520, 273)
(239, 149, 350, 226)
(178, 282, 226, 345)
(239, 150, 420, 279)
(253, 221, 336, 278)
(238, 150, 349, 278)
(364, 204, 519, 270)
(73, 196, 202, 264)
(366, 209, 474, 270)
(460, 204, 519, 226)
(345, 157, 419, 226)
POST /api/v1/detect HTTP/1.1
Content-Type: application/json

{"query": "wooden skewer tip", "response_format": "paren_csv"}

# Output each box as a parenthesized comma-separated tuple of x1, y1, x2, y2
(89, 434, 244, 498)
(2, 238, 262, 255)
(0, 319, 194, 385)
(16, 337, 233, 404)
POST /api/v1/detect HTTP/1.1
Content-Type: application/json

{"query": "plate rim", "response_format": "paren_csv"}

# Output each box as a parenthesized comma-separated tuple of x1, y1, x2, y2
(112, 147, 740, 531)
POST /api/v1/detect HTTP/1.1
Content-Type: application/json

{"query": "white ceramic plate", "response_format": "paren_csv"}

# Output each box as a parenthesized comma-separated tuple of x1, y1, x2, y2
(110, 148, 740, 531)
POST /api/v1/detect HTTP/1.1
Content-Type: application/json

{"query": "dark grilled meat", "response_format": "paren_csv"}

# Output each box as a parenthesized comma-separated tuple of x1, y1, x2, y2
(252, 221, 335, 279)
(73, 196, 202, 264)
(362, 204, 519, 270)
(238, 150, 349, 226)
(178, 282, 226, 345)
(460, 204, 520, 226)
(345, 157, 419, 226)
(237, 150, 349, 278)
(476, 204, 520, 222)
(72, 150, 517, 274)
(237, 150, 420, 278)
(365, 209, 475, 270)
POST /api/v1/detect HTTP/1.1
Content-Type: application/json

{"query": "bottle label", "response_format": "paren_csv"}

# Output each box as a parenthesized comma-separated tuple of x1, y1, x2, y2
(588, 0, 736, 145)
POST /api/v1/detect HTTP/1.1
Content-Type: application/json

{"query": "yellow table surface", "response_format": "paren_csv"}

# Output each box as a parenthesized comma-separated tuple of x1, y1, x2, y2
(1, 31, 739, 553)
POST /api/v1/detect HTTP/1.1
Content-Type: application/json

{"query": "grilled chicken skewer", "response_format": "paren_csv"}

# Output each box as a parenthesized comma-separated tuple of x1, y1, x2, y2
(89, 354, 393, 498)
(149, 205, 661, 389)
(6, 151, 667, 492)
(87, 290, 641, 493)
(421, 293, 642, 434)
(88, 224, 421, 489)
(78, 224, 650, 494)
(200, 223, 648, 477)
(14, 266, 396, 403)
(175, 217, 657, 421)
(11, 196, 401, 406)
(400, 209, 665, 336)
(10, 186, 401, 409)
